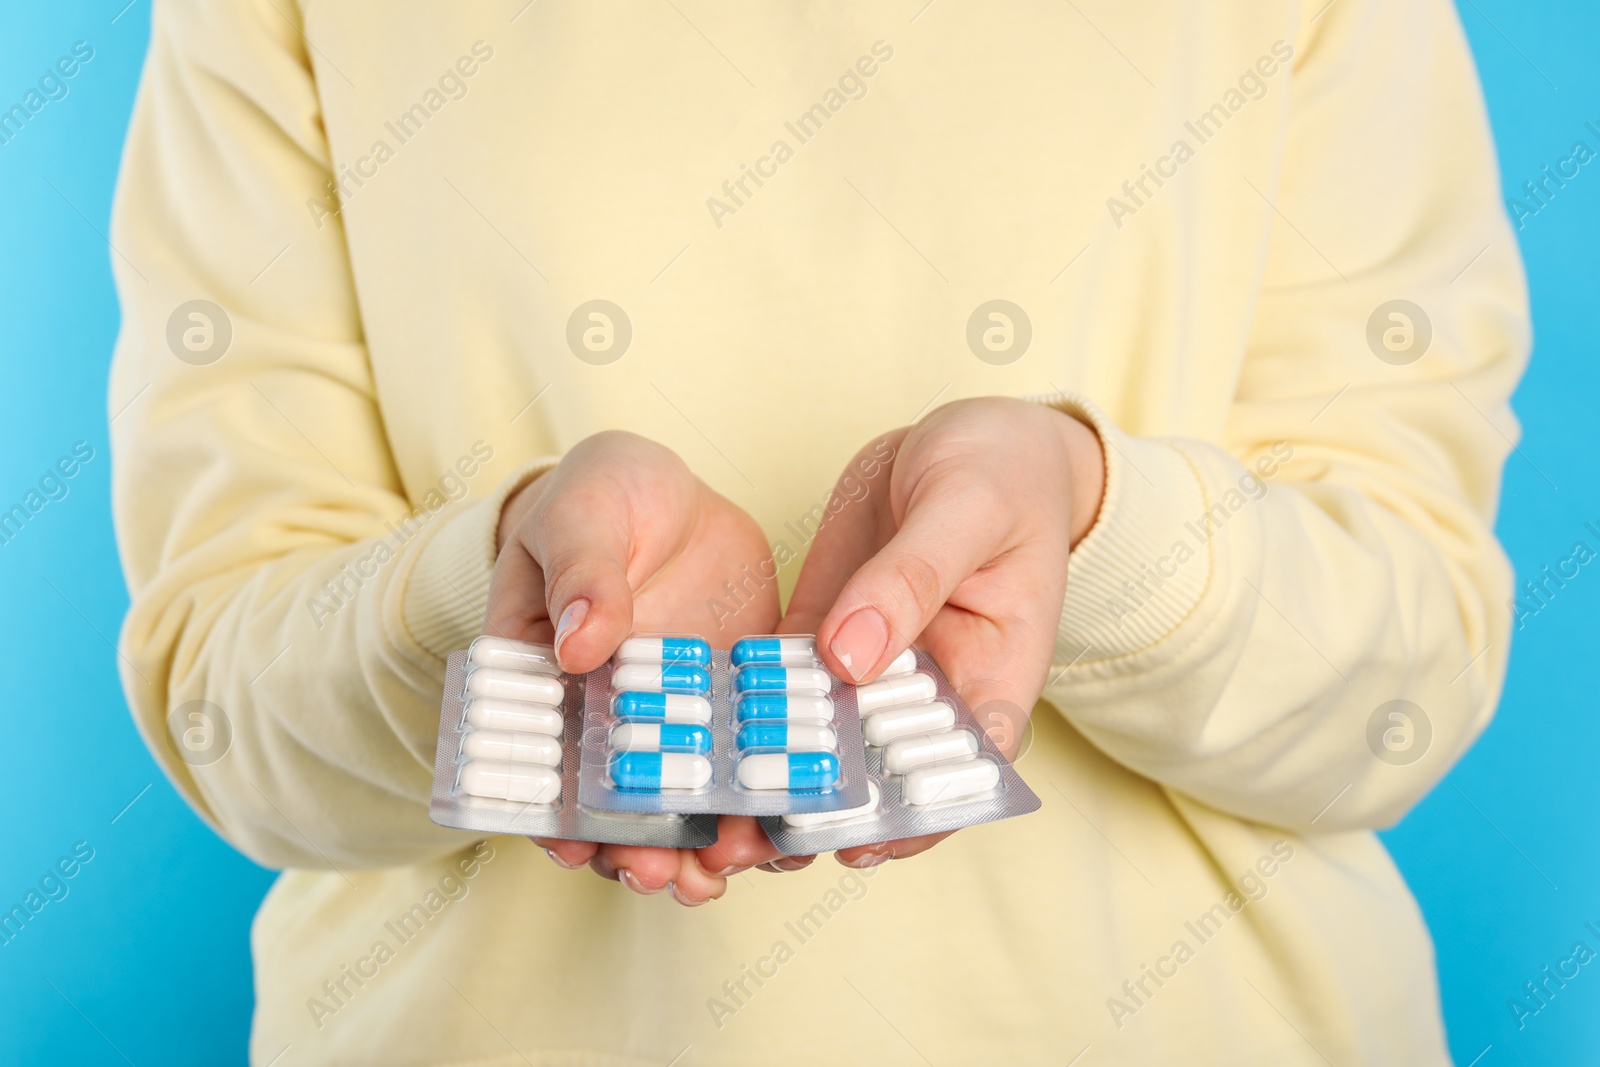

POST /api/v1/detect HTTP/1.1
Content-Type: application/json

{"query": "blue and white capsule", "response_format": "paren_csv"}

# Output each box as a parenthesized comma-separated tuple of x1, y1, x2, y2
(616, 635, 712, 666)
(612, 661, 712, 695)
(610, 722, 713, 755)
(732, 666, 833, 694)
(734, 693, 835, 723)
(731, 635, 818, 668)
(735, 751, 840, 792)
(611, 690, 713, 724)
(735, 722, 837, 752)
(608, 750, 713, 792)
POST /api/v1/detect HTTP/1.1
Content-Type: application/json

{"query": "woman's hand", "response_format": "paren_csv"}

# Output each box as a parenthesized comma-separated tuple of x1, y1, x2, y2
(486, 430, 781, 905)
(779, 397, 1104, 867)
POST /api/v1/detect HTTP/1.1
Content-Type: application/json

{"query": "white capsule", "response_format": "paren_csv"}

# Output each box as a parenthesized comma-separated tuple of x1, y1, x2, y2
(464, 667, 564, 705)
(460, 729, 561, 766)
(863, 700, 956, 747)
(902, 758, 1000, 807)
(781, 782, 882, 830)
(458, 759, 560, 804)
(884, 729, 979, 774)
(856, 671, 937, 714)
(881, 647, 918, 677)
(463, 698, 562, 737)
(468, 637, 561, 674)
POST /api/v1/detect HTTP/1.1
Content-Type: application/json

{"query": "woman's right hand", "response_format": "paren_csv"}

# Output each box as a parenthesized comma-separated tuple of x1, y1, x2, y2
(485, 431, 781, 906)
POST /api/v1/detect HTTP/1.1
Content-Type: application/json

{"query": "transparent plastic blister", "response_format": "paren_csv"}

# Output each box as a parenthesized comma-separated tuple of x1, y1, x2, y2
(577, 633, 871, 817)
(429, 637, 716, 848)
(758, 647, 1041, 854)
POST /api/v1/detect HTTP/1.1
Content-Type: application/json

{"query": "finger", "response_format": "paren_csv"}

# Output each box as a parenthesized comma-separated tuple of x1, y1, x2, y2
(532, 836, 597, 871)
(525, 483, 638, 673)
(816, 478, 1002, 683)
(695, 815, 784, 876)
(485, 544, 552, 643)
(669, 850, 728, 907)
(597, 843, 681, 895)
(917, 619, 1049, 761)
(835, 830, 953, 869)
(784, 432, 906, 633)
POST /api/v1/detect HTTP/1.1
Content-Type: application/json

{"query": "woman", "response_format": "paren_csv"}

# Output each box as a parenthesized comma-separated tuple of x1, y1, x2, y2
(111, 0, 1526, 1062)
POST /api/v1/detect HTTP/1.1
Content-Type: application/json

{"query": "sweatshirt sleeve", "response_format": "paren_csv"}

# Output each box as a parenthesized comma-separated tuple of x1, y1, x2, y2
(110, 0, 553, 870)
(1040, 0, 1530, 833)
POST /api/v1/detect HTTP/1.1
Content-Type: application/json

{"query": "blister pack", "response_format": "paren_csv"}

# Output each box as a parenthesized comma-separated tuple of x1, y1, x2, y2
(429, 636, 717, 848)
(758, 645, 1041, 854)
(576, 634, 872, 817)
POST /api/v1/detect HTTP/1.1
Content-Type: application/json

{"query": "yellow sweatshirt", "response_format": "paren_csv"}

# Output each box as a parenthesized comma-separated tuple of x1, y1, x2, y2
(110, 1, 1528, 1063)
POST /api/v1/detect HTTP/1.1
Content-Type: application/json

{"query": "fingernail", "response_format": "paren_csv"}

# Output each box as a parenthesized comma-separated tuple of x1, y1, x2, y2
(768, 856, 814, 873)
(618, 868, 663, 895)
(830, 609, 889, 682)
(711, 865, 749, 878)
(669, 882, 709, 907)
(840, 850, 890, 869)
(542, 848, 583, 870)
(553, 599, 589, 655)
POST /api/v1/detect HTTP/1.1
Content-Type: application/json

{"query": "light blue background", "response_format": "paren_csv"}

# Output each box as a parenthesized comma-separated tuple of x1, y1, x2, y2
(0, 2, 1594, 1063)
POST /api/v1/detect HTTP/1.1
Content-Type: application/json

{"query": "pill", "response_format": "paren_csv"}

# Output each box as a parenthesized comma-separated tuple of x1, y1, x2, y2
(735, 722, 838, 752)
(862, 701, 957, 747)
(464, 667, 564, 705)
(611, 690, 713, 724)
(616, 635, 711, 666)
(610, 722, 713, 755)
(460, 728, 561, 766)
(782, 782, 881, 830)
(612, 662, 712, 694)
(608, 751, 714, 792)
(881, 647, 918, 677)
(734, 693, 835, 723)
(458, 760, 560, 804)
(735, 751, 840, 792)
(884, 729, 979, 773)
(468, 637, 561, 674)
(464, 698, 562, 737)
(903, 758, 1000, 807)
(731, 635, 818, 667)
(856, 671, 937, 714)
(733, 666, 833, 694)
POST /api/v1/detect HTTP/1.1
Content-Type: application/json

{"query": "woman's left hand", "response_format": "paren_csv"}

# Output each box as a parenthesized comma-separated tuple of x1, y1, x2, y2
(753, 397, 1104, 869)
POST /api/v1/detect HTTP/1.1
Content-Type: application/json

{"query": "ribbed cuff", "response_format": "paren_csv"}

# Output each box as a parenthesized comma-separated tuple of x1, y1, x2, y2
(1043, 395, 1210, 664)
(400, 457, 560, 660)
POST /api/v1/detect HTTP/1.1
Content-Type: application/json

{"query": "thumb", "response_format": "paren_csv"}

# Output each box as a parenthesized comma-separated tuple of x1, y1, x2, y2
(522, 488, 636, 674)
(815, 490, 997, 683)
